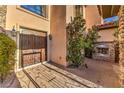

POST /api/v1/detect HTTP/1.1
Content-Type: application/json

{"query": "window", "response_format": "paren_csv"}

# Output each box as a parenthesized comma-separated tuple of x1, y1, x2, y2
(104, 16, 119, 23)
(97, 48, 109, 54)
(21, 5, 47, 17)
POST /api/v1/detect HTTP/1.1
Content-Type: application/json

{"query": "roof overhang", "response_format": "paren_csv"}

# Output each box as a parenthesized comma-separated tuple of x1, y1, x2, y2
(97, 5, 120, 19)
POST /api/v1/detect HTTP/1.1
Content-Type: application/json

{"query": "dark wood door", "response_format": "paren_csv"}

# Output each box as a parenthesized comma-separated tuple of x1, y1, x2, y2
(19, 33, 47, 67)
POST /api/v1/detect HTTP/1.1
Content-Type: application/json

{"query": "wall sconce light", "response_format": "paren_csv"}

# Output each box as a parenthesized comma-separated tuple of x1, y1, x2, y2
(49, 34, 52, 40)
(11, 26, 16, 37)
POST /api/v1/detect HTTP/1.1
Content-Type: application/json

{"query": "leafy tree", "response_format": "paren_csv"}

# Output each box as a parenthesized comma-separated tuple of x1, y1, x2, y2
(66, 16, 86, 67)
(84, 25, 100, 58)
(0, 33, 16, 83)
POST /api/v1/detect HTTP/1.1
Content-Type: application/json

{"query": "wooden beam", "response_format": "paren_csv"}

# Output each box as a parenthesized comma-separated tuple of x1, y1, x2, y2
(111, 6, 114, 17)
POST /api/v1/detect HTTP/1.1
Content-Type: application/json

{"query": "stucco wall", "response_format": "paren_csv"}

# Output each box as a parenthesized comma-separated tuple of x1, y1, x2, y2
(85, 5, 102, 28)
(97, 28, 116, 42)
(6, 5, 50, 32)
(50, 5, 67, 66)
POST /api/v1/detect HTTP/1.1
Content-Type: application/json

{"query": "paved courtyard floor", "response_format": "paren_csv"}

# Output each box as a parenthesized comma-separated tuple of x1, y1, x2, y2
(16, 62, 101, 88)
(52, 58, 120, 88)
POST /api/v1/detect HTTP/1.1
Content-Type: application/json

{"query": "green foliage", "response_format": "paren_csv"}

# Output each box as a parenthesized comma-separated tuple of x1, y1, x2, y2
(0, 33, 16, 83)
(85, 25, 100, 49)
(66, 16, 86, 67)
(113, 29, 119, 63)
(114, 29, 119, 40)
(84, 25, 100, 58)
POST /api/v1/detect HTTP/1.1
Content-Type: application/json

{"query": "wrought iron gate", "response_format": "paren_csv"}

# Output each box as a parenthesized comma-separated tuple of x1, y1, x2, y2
(19, 33, 47, 67)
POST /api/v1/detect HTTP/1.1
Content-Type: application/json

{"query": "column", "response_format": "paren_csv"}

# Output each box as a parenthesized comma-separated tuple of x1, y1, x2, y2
(119, 5, 124, 87)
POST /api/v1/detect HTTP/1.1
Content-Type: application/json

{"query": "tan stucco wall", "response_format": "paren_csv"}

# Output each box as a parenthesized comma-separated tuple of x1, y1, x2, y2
(85, 5, 102, 28)
(97, 28, 116, 42)
(6, 5, 50, 32)
(50, 5, 67, 66)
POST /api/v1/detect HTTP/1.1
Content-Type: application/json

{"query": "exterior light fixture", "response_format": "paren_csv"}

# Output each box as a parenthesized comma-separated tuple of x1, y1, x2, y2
(11, 26, 16, 37)
(49, 34, 52, 40)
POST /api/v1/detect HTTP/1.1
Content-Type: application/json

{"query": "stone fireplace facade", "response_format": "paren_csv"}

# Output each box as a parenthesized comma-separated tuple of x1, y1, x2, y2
(93, 42, 115, 62)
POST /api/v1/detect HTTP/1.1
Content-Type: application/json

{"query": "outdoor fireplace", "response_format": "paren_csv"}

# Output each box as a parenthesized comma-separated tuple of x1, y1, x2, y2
(97, 44, 109, 55)
(93, 42, 115, 62)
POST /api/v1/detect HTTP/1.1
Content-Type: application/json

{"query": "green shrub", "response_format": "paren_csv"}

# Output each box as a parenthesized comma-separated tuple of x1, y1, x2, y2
(0, 33, 16, 83)
(66, 16, 86, 67)
(84, 25, 100, 58)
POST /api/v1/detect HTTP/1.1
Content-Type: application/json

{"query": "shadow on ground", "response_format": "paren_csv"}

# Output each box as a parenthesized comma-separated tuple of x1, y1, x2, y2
(49, 58, 121, 88)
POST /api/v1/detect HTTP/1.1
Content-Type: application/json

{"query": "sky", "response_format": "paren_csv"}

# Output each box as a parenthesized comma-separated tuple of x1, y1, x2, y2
(104, 16, 119, 23)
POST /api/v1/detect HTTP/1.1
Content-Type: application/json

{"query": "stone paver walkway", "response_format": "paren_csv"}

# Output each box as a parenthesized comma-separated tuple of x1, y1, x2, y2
(16, 63, 102, 88)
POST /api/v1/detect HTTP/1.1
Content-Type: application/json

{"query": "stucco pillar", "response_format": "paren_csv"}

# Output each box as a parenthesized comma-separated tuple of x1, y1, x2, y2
(119, 6, 124, 87)
(50, 5, 67, 66)
(0, 5, 7, 28)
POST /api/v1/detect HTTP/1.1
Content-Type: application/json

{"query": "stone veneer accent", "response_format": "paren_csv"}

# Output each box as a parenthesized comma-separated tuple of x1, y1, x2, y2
(0, 5, 7, 28)
(93, 42, 115, 62)
(118, 6, 124, 87)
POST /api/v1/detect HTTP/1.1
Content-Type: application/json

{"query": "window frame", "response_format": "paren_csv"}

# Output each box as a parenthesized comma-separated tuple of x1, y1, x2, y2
(17, 5, 48, 20)
(20, 5, 43, 16)
(20, 5, 46, 17)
